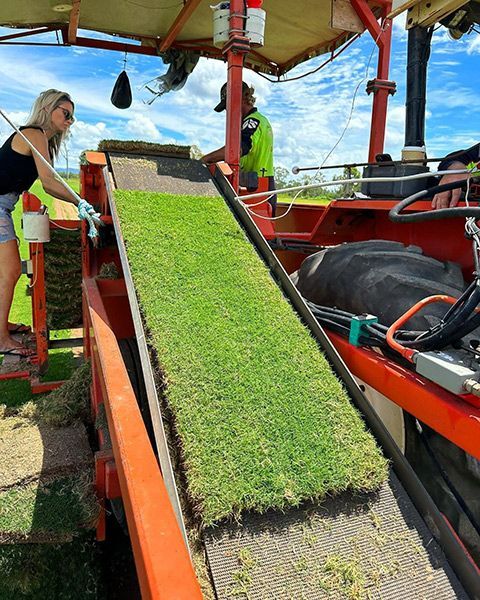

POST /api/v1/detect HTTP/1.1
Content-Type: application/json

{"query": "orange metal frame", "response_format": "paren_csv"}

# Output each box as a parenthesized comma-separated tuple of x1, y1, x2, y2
(83, 276, 202, 599)
(0, 192, 81, 392)
(329, 331, 480, 459)
(264, 198, 480, 460)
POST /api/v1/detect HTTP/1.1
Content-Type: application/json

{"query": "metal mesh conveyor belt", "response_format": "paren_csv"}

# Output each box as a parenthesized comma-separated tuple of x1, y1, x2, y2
(107, 152, 219, 196)
(205, 469, 467, 599)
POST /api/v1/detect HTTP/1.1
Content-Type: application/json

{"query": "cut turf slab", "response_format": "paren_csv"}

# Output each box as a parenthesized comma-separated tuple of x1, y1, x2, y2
(114, 190, 388, 525)
(0, 476, 97, 544)
(0, 417, 95, 543)
(0, 419, 91, 491)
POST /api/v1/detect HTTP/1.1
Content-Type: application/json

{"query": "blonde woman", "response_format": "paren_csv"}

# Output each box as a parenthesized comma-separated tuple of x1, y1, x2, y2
(0, 89, 84, 356)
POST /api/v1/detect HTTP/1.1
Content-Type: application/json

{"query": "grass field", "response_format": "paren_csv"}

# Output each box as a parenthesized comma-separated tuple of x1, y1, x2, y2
(115, 190, 387, 525)
(1, 179, 79, 407)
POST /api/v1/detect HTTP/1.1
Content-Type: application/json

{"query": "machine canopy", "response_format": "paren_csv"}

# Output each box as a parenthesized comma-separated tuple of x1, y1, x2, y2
(0, 0, 387, 76)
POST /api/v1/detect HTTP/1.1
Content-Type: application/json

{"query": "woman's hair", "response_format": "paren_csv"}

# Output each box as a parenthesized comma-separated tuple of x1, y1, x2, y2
(25, 89, 75, 159)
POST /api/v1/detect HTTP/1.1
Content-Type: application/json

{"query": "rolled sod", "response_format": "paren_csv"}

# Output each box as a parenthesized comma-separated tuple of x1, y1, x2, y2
(114, 191, 387, 525)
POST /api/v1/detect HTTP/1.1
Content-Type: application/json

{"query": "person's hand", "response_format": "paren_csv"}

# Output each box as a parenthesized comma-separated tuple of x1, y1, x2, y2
(432, 162, 469, 210)
(77, 199, 103, 239)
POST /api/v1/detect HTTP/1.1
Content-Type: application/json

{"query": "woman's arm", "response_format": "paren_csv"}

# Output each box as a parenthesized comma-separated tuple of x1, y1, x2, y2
(21, 129, 79, 205)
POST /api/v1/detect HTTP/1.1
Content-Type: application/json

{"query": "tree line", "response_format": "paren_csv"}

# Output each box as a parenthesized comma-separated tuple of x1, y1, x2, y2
(274, 166, 362, 199)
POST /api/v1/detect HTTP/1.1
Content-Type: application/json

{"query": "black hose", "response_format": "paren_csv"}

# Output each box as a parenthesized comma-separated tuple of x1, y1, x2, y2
(401, 285, 480, 350)
(389, 179, 480, 223)
(308, 302, 435, 347)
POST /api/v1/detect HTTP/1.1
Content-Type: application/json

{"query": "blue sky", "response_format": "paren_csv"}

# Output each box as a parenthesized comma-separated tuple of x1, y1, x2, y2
(0, 17, 479, 173)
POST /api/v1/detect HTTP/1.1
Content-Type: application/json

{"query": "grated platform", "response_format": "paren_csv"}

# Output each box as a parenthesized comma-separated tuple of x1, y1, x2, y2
(108, 152, 219, 196)
(205, 469, 467, 599)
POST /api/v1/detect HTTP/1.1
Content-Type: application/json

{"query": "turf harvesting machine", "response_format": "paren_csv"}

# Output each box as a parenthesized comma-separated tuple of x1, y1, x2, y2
(0, 1, 480, 598)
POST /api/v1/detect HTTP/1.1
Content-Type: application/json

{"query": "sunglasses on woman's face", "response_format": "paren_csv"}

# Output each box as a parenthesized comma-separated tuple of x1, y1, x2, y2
(56, 106, 75, 123)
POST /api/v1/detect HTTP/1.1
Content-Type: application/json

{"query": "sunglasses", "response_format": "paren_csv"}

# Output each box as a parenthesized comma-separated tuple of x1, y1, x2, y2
(56, 106, 75, 123)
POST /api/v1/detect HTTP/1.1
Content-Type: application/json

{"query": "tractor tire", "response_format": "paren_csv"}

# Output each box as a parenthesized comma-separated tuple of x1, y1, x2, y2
(404, 414, 480, 564)
(293, 239, 465, 330)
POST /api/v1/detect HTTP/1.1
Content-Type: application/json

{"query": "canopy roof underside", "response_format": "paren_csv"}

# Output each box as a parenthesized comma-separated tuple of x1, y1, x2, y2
(0, 0, 382, 76)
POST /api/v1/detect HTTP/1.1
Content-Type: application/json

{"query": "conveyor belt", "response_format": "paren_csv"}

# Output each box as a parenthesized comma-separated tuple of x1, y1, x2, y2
(107, 152, 218, 197)
(205, 469, 466, 599)
(106, 151, 479, 599)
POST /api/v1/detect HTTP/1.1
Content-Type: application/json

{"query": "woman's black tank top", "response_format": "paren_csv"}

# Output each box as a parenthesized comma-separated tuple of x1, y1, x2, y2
(0, 126, 45, 195)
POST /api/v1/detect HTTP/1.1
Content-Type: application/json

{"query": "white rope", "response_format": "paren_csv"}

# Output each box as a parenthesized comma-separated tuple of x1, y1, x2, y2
(238, 168, 470, 202)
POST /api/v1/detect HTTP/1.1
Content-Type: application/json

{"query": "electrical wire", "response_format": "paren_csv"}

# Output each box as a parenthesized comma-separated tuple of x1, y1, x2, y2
(50, 219, 79, 231)
(28, 243, 40, 289)
(243, 20, 390, 221)
(239, 166, 469, 203)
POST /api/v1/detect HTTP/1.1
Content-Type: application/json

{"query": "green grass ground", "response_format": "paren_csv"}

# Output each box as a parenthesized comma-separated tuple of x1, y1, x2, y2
(2, 180, 80, 407)
(115, 190, 387, 526)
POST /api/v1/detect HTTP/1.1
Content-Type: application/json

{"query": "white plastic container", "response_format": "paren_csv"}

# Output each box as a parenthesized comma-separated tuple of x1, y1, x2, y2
(212, 6, 266, 48)
(22, 212, 50, 243)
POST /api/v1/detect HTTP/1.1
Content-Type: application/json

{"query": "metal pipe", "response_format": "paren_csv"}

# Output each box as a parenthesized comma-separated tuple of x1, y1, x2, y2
(292, 156, 447, 173)
(405, 26, 431, 148)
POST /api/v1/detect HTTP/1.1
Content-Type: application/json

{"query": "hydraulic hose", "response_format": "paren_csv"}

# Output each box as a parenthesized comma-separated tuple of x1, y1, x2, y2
(389, 179, 480, 223)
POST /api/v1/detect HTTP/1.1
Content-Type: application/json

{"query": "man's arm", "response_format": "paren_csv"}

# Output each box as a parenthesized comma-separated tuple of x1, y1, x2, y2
(432, 143, 480, 209)
(201, 146, 225, 164)
(432, 161, 469, 210)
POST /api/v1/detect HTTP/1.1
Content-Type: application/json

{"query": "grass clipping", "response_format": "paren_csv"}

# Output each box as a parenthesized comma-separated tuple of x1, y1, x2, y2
(115, 190, 388, 525)
(16, 361, 91, 427)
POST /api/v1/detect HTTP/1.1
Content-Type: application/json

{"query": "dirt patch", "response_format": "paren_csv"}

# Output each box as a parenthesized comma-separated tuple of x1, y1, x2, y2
(53, 199, 78, 220)
(0, 419, 92, 491)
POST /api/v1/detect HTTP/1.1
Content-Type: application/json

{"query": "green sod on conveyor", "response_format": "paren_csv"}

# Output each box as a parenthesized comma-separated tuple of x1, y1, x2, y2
(115, 191, 388, 525)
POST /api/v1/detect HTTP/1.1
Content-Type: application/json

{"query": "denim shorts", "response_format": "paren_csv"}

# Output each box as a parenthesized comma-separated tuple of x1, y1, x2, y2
(0, 207, 16, 244)
(0, 193, 19, 244)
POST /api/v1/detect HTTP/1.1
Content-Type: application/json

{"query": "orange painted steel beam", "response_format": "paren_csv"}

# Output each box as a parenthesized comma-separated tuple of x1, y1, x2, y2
(159, 0, 204, 52)
(68, 0, 82, 44)
(328, 331, 480, 460)
(83, 277, 202, 600)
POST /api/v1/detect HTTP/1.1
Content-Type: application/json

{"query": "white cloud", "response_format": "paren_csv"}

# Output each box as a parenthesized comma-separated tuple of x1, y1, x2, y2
(125, 114, 161, 141)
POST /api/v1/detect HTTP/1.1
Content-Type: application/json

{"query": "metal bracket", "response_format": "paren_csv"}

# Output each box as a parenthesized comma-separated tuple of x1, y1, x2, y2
(349, 314, 379, 346)
(366, 78, 397, 95)
(405, 0, 467, 27)
(21, 259, 33, 276)
(221, 34, 251, 55)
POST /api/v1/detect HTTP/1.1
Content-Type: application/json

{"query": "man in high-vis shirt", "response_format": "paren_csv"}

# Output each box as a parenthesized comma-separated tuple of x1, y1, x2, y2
(202, 81, 276, 215)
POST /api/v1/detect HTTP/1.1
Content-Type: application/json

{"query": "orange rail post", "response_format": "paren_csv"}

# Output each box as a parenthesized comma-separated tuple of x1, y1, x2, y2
(83, 277, 202, 599)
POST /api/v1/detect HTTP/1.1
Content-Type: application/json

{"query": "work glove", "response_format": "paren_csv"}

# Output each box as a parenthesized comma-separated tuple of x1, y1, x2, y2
(77, 199, 103, 239)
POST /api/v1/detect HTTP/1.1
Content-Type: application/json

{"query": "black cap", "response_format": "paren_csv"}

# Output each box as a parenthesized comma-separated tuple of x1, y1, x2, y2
(214, 81, 250, 112)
